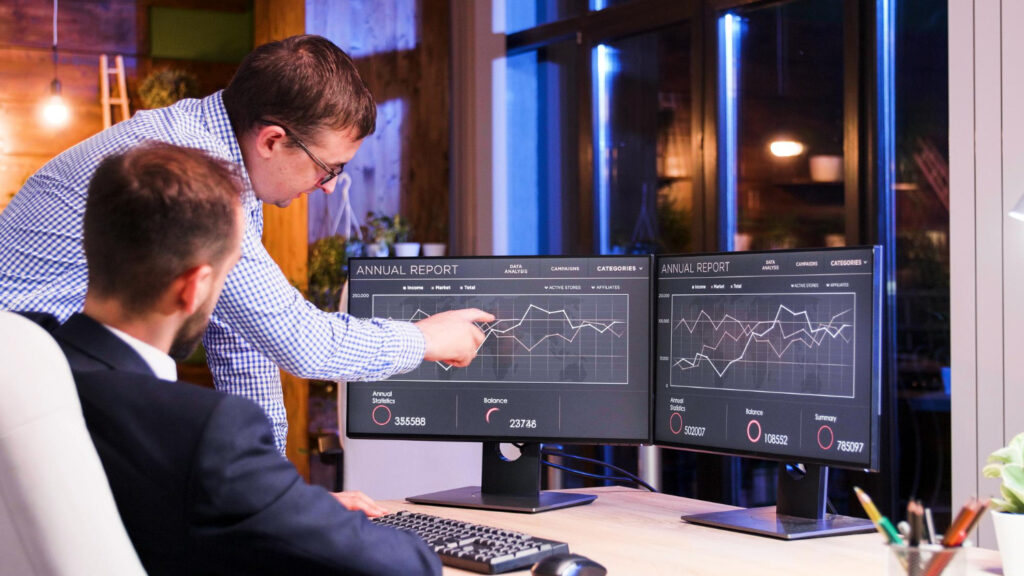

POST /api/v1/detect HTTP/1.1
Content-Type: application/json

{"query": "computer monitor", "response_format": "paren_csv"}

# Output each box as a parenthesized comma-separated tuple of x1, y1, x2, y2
(654, 246, 882, 539)
(347, 255, 652, 513)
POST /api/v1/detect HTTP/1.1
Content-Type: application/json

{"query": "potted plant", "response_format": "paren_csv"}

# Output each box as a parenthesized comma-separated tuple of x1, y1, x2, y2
(307, 234, 349, 312)
(391, 215, 420, 257)
(363, 212, 393, 257)
(983, 431, 1024, 576)
(421, 211, 447, 257)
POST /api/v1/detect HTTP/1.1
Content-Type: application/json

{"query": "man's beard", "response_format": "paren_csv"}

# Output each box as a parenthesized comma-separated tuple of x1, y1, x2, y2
(168, 304, 212, 361)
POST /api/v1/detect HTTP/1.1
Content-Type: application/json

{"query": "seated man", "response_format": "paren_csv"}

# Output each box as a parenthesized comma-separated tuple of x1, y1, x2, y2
(45, 142, 440, 575)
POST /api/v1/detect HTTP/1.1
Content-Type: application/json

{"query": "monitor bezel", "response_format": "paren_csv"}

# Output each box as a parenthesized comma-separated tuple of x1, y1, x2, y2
(345, 253, 655, 446)
(651, 246, 883, 472)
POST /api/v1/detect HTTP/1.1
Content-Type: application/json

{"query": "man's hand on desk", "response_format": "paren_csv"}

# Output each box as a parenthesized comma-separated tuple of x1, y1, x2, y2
(332, 490, 388, 517)
(416, 308, 496, 367)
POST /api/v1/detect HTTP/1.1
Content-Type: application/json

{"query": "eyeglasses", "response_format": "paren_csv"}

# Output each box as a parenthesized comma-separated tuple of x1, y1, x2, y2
(279, 126, 342, 186)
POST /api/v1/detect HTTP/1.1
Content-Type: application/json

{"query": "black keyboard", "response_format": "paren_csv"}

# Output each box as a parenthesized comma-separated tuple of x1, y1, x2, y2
(373, 510, 570, 574)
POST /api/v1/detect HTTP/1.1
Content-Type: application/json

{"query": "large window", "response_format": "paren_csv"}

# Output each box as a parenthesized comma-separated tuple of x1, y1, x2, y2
(719, 1, 847, 252)
(502, 0, 950, 523)
(594, 27, 694, 255)
(893, 0, 950, 526)
(505, 1, 698, 255)
(506, 43, 577, 255)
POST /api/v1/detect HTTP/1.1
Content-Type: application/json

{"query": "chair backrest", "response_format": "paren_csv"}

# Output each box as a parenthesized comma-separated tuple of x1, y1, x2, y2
(0, 312, 146, 575)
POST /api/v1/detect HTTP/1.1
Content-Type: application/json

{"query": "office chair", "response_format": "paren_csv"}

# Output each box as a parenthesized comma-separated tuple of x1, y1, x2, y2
(0, 312, 146, 575)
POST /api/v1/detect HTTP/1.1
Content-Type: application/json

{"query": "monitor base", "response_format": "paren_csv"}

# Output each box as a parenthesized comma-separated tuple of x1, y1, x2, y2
(683, 506, 875, 540)
(408, 486, 596, 514)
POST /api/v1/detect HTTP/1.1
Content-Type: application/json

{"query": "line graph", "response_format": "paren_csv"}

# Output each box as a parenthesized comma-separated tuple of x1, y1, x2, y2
(374, 294, 629, 384)
(669, 293, 856, 397)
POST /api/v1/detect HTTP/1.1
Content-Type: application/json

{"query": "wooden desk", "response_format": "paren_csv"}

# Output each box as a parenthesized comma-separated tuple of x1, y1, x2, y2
(384, 487, 1003, 575)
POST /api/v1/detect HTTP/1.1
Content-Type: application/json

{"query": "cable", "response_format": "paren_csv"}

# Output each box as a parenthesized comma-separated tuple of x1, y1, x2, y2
(542, 460, 646, 487)
(542, 449, 657, 492)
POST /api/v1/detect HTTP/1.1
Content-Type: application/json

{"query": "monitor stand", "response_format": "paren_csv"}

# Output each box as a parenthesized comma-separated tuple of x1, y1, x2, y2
(682, 464, 875, 540)
(407, 442, 597, 513)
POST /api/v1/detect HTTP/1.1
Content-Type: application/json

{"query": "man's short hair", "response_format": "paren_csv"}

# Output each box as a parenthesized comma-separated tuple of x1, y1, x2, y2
(222, 34, 376, 143)
(84, 142, 242, 313)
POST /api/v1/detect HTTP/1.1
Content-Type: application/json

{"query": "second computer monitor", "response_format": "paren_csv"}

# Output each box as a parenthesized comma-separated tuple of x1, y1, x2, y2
(654, 247, 881, 470)
(653, 247, 882, 538)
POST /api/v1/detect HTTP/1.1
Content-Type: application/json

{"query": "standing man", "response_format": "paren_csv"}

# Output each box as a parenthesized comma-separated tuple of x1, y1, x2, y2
(0, 35, 492, 452)
(46, 141, 440, 575)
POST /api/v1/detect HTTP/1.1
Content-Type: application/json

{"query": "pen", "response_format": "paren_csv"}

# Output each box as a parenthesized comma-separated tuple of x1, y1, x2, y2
(924, 506, 937, 546)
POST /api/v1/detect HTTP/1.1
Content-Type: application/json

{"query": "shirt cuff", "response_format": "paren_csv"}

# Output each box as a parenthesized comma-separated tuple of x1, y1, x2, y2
(389, 320, 426, 374)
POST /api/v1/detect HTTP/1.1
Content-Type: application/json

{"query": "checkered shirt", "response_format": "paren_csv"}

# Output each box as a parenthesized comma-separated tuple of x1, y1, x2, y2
(0, 92, 426, 453)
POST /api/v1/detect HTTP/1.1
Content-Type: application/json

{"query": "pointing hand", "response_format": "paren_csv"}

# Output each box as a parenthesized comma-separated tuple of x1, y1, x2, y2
(416, 308, 496, 367)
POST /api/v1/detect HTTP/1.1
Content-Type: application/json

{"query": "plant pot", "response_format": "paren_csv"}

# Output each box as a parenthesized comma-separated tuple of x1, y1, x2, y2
(394, 242, 421, 257)
(422, 242, 446, 257)
(366, 242, 389, 258)
(809, 154, 843, 182)
(993, 511, 1024, 576)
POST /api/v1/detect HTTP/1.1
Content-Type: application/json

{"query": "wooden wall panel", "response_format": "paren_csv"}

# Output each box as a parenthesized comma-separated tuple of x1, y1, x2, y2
(0, 0, 246, 211)
(253, 0, 311, 481)
(0, 0, 137, 211)
(0, 1, 137, 54)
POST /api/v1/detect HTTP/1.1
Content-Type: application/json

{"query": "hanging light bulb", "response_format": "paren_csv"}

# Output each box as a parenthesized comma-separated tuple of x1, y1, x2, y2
(43, 79, 69, 127)
(41, 0, 70, 128)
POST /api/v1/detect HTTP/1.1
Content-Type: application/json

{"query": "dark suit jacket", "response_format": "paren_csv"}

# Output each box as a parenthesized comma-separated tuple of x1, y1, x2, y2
(51, 313, 441, 576)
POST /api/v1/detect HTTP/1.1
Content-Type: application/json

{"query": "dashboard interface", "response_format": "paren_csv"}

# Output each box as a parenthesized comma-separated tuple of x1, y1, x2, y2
(347, 256, 652, 443)
(654, 248, 881, 470)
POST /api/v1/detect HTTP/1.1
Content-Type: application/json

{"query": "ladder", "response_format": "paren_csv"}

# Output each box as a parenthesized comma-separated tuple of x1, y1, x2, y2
(99, 55, 130, 128)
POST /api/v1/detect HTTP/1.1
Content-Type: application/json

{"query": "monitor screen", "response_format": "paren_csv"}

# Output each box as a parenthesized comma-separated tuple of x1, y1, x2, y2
(345, 255, 652, 512)
(653, 247, 881, 471)
(346, 255, 652, 444)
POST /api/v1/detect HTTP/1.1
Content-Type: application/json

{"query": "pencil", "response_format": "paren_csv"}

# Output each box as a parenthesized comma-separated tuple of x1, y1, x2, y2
(942, 498, 979, 547)
(853, 486, 882, 523)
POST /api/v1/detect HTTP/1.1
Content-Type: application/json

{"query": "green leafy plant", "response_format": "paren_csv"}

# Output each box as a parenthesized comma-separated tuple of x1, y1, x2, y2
(392, 215, 412, 243)
(309, 235, 348, 288)
(983, 432, 1024, 513)
(307, 235, 349, 312)
(363, 212, 414, 245)
(138, 68, 200, 109)
(363, 212, 395, 245)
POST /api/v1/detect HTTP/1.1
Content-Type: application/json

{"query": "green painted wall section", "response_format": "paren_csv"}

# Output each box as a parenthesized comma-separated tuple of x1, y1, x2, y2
(150, 7, 253, 62)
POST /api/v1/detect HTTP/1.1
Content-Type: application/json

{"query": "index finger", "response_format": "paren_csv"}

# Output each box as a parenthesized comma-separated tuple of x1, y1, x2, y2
(459, 308, 496, 323)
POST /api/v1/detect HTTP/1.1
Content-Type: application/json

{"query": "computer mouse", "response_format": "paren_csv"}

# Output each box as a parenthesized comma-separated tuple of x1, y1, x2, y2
(531, 552, 607, 576)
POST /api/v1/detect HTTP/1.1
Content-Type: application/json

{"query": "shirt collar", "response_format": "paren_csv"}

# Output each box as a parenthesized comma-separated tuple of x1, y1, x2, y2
(202, 90, 258, 211)
(101, 324, 178, 382)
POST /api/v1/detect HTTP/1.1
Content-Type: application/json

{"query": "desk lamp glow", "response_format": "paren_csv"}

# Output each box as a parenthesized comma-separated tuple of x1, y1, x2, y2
(1010, 193, 1024, 222)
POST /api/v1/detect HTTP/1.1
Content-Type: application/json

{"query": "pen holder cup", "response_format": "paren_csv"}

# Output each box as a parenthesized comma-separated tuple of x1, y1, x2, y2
(888, 545, 966, 576)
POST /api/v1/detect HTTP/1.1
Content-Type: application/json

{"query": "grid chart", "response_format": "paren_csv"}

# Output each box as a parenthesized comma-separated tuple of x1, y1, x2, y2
(669, 293, 856, 398)
(374, 294, 630, 384)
